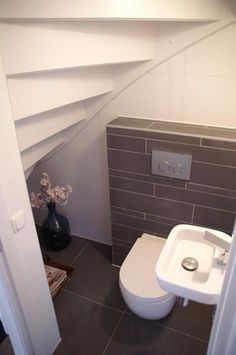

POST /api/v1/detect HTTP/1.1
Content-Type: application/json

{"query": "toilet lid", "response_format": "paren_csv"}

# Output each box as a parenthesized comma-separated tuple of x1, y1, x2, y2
(120, 235, 170, 303)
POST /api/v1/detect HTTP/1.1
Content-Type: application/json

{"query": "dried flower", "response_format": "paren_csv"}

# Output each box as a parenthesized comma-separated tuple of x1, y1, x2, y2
(30, 173, 72, 208)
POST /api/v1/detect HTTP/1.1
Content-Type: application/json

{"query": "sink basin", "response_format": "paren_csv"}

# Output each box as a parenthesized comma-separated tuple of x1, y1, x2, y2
(156, 224, 231, 305)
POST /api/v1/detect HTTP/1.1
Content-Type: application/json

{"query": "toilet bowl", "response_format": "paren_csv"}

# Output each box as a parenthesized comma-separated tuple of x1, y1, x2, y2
(119, 234, 176, 320)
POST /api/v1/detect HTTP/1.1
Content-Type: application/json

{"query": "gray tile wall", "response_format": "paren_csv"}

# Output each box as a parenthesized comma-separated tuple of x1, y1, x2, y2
(106, 118, 236, 266)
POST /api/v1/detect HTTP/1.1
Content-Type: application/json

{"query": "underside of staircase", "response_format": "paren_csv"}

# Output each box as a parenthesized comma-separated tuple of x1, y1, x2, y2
(0, 0, 226, 179)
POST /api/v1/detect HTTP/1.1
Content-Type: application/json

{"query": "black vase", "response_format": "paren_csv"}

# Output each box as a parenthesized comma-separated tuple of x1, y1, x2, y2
(42, 202, 71, 251)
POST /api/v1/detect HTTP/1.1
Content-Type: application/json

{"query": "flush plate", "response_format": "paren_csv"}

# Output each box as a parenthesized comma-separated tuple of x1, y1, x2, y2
(152, 150, 192, 180)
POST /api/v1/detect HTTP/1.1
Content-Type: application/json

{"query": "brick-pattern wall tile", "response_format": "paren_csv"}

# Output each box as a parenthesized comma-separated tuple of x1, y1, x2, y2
(107, 149, 151, 175)
(110, 189, 193, 222)
(107, 134, 145, 153)
(109, 175, 154, 196)
(107, 117, 236, 265)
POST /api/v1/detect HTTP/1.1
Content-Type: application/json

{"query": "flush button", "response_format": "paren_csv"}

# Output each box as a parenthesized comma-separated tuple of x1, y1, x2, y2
(173, 163, 184, 174)
(159, 161, 171, 172)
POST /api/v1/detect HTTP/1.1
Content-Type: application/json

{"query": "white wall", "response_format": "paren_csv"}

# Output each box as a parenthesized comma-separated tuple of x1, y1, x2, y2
(0, 54, 60, 354)
(103, 22, 236, 128)
(28, 115, 112, 243)
(0, 0, 224, 20)
(28, 13, 236, 245)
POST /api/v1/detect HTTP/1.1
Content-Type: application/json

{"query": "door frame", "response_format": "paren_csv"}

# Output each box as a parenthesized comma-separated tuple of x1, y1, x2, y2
(207, 220, 236, 355)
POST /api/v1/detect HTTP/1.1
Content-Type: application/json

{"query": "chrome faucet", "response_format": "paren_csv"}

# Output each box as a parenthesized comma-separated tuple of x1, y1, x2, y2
(203, 229, 232, 266)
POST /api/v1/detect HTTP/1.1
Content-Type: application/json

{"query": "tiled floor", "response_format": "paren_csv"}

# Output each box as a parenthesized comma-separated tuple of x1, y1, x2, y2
(0, 235, 214, 355)
(53, 236, 213, 355)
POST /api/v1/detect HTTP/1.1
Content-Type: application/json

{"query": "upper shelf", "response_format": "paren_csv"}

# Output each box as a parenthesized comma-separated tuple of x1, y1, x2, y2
(0, 21, 155, 75)
(0, 0, 224, 21)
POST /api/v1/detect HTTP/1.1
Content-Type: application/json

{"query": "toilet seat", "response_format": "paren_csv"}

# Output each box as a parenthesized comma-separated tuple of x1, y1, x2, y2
(120, 234, 170, 302)
(119, 234, 176, 319)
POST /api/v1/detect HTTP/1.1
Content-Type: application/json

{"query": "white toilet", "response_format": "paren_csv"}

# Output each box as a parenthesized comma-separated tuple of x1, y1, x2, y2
(119, 233, 176, 320)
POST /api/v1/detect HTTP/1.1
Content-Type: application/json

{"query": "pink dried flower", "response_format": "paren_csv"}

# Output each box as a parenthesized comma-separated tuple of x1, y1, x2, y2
(30, 173, 72, 208)
(40, 173, 50, 187)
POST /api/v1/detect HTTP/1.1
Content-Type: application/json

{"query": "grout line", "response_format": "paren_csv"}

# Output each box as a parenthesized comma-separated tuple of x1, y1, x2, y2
(109, 167, 172, 179)
(191, 205, 195, 223)
(111, 172, 236, 200)
(145, 138, 148, 154)
(102, 307, 127, 355)
(147, 137, 201, 148)
(108, 147, 149, 156)
(181, 49, 187, 122)
(193, 160, 236, 169)
(110, 187, 194, 206)
(187, 186, 236, 200)
(109, 174, 181, 190)
(110, 187, 236, 214)
(146, 214, 187, 224)
(200, 143, 236, 152)
(111, 205, 145, 218)
(109, 169, 185, 188)
(62, 288, 125, 314)
(146, 122, 155, 129)
(107, 133, 145, 141)
(110, 174, 154, 188)
(156, 321, 208, 344)
(153, 184, 156, 197)
(112, 211, 185, 226)
(200, 137, 203, 146)
(69, 241, 91, 266)
(112, 207, 190, 224)
(112, 221, 170, 235)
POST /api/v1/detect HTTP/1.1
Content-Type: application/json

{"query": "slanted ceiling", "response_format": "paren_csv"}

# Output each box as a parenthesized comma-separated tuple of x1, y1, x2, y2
(0, 0, 225, 177)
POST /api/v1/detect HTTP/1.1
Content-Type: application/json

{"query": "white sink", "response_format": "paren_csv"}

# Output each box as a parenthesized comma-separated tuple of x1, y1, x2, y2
(156, 224, 231, 305)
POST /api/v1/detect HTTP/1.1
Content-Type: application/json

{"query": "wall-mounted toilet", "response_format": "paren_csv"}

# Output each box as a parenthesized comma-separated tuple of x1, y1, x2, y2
(119, 234, 176, 320)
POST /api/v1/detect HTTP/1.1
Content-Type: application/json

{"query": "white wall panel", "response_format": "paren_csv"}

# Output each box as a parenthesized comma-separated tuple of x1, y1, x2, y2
(0, 57, 9, 107)
(0, 105, 23, 186)
(186, 22, 236, 76)
(183, 75, 236, 127)
(103, 72, 185, 122)
(24, 165, 35, 180)
(21, 134, 64, 171)
(27, 117, 111, 244)
(0, 21, 155, 75)
(0, 52, 60, 355)
(8, 67, 112, 120)
(16, 102, 85, 152)
(0, 0, 224, 20)
(151, 51, 186, 75)
(103, 22, 236, 128)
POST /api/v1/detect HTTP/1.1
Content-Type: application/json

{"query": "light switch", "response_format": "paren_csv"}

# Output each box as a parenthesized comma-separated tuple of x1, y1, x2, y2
(10, 210, 26, 233)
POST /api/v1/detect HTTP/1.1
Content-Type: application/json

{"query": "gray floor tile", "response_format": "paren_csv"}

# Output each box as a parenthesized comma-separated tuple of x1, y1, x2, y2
(64, 241, 126, 311)
(43, 236, 89, 265)
(104, 313, 208, 355)
(36, 224, 89, 265)
(53, 290, 121, 355)
(0, 337, 14, 355)
(126, 301, 213, 342)
(157, 301, 214, 342)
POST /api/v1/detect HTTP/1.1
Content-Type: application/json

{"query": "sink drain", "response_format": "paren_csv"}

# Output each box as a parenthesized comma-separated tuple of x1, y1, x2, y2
(182, 257, 199, 271)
